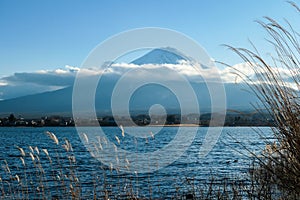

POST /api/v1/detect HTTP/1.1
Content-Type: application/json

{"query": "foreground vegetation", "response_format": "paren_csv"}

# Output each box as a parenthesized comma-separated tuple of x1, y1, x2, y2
(226, 1, 300, 198)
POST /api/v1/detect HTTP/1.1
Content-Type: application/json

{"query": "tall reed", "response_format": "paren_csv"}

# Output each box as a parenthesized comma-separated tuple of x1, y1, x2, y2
(226, 2, 300, 198)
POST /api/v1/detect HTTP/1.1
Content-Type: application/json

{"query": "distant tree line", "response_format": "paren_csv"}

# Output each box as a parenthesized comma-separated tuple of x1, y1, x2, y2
(0, 112, 274, 127)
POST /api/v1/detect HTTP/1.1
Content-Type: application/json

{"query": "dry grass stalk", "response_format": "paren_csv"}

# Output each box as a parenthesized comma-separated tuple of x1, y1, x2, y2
(227, 2, 300, 198)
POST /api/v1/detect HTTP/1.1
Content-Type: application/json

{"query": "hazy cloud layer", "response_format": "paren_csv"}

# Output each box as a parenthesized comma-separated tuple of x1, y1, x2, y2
(0, 65, 79, 100)
(0, 62, 297, 100)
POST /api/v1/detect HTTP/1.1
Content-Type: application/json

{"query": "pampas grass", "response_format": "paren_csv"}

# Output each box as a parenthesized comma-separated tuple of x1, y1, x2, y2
(226, 2, 300, 198)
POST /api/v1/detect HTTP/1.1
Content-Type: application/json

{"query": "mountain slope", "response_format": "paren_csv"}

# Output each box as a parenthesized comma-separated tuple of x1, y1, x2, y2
(0, 87, 73, 117)
(0, 82, 259, 117)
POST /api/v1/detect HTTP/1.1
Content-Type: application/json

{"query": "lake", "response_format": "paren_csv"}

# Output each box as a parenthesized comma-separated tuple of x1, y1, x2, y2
(0, 127, 273, 199)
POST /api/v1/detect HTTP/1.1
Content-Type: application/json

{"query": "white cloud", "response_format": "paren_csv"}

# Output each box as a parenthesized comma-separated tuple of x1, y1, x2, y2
(219, 62, 299, 90)
(0, 81, 8, 86)
(36, 70, 49, 74)
(219, 62, 255, 83)
(2, 65, 79, 86)
(54, 69, 69, 74)
(107, 62, 221, 82)
(65, 65, 80, 72)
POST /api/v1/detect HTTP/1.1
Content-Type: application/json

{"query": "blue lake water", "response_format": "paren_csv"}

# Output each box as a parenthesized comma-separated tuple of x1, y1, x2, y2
(0, 127, 273, 199)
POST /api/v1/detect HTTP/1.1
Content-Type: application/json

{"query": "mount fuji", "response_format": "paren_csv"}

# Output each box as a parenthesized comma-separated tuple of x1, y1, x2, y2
(0, 48, 259, 117)
(131, 47, 190, 65)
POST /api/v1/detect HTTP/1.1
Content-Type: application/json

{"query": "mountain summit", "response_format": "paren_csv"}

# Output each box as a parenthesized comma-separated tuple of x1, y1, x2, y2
(131, 47, 189, 65)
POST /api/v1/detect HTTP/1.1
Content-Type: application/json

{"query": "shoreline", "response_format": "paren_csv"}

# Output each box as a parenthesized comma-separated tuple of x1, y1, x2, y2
(0, 124, 274, 128)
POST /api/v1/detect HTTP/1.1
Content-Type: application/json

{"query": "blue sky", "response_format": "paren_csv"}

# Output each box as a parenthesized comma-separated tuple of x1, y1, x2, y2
(0, 0, 299, 77)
